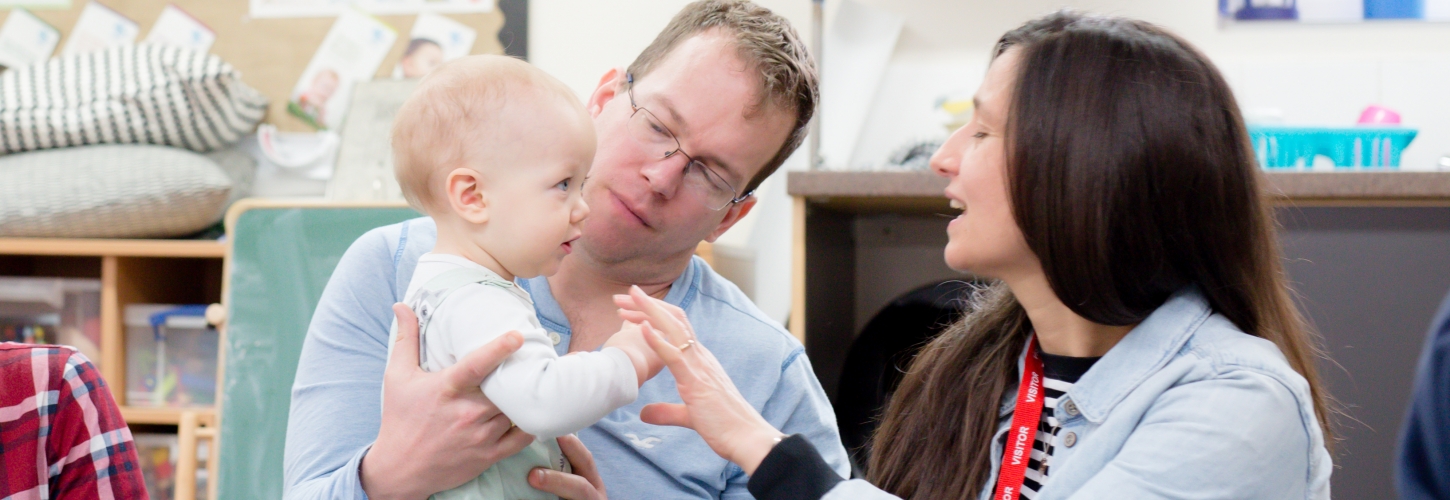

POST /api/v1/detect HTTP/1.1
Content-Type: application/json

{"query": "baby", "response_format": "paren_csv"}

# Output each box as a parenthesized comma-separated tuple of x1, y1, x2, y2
(386, 55, 662, 500)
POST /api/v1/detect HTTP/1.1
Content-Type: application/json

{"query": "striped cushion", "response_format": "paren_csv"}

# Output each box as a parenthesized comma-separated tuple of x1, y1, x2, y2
(0, 44, 267, 154)
(0, 145, 232, 238)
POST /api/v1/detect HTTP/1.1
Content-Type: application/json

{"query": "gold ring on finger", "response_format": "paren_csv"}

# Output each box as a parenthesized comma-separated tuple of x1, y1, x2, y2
(678, 339, 696, 351)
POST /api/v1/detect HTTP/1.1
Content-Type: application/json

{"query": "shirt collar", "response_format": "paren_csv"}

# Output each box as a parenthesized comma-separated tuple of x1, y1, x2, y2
(519, 257, 702, 336)
(1035, 286, 1213, 422)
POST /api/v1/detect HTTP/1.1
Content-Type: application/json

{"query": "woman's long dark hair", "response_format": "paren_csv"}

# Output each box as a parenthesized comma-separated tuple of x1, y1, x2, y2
(867, 12, 1334, 499)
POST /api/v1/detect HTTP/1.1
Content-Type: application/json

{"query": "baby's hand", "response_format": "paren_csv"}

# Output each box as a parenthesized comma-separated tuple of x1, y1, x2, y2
(604, 320, 665, 386)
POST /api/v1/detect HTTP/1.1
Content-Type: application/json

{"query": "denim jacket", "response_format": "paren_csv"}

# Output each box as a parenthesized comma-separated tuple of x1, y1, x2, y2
(823, 288, 1332, 500)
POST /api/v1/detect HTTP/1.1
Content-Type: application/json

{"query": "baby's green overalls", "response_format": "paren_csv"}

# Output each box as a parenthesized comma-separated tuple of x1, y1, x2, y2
(386, 268, 570, 500)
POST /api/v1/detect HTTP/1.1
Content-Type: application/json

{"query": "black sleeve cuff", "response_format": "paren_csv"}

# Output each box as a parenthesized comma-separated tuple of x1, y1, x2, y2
(746, 434, 846, 500)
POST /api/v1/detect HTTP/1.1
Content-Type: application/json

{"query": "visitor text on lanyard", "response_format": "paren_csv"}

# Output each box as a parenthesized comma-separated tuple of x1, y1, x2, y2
(993, 337, 1045, 500)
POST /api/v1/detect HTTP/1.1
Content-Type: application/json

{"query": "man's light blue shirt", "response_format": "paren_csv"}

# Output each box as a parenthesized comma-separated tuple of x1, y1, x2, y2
(283, 217, 850, 499)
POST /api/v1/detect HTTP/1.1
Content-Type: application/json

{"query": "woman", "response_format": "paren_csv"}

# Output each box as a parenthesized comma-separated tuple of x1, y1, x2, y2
(546, 11, 1335, 500)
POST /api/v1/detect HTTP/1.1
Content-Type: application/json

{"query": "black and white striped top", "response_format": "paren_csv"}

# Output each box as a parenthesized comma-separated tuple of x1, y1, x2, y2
(997, 352, 1100, 499)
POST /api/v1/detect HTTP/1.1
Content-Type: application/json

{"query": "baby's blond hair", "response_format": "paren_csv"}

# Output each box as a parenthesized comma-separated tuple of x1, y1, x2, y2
(392, 55, 584, 215)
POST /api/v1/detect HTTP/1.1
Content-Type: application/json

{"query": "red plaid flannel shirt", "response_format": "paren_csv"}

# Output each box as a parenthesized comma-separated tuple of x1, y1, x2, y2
(1, 343, 148, 499)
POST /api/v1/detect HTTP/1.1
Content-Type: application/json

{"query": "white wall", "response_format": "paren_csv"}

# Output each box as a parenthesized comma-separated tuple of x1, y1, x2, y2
(839, 0, 1450, 170)
(531, 0, 813, 102)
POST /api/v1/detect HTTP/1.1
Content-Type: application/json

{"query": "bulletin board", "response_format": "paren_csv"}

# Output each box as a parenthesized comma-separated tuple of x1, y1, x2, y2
(3, 1, 512, 131)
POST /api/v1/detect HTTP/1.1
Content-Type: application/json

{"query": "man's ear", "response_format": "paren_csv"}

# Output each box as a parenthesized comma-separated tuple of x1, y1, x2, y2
(704, 195, 758, 243)
(586, 67, 625, 119)
(446, 168, 489, 225)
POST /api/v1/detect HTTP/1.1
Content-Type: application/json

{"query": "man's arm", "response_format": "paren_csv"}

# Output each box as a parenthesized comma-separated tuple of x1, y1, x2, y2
(284, 227, 400, 499)
(49, 350, 148, 499)
(1398, 291, 1450, 500)
(723, 348, 851, 499)
(284, 224, 533, 500)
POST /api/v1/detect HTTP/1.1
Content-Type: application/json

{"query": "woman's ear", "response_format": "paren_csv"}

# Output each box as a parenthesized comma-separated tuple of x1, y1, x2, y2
(586, 67, 625, 118)
(446, 167, 489, 225)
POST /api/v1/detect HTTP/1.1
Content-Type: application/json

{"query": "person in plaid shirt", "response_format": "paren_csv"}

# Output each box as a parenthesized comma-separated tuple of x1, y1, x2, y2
(1, 343, 148, 499)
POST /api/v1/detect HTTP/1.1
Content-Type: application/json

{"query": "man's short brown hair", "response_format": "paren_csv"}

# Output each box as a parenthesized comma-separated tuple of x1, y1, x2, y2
(627, 0, 817, 195)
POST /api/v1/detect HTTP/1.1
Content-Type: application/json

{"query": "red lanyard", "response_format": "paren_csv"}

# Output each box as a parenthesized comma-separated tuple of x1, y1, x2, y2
(993, 337, 1045, 500)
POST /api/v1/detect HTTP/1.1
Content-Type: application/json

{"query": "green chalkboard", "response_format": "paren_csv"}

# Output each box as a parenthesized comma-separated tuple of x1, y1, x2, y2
(218, 202, 419, 500)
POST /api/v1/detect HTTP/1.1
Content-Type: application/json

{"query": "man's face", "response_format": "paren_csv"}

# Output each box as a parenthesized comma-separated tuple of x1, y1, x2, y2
(580, 30, 795, 266)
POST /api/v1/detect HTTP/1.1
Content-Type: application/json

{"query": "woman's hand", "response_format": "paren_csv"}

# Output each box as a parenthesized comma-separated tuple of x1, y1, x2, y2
(528, 435, 606, 499)
(614, 286, 786, 475)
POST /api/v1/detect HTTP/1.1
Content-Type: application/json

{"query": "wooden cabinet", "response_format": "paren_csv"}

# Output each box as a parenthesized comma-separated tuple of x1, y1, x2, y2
(0, 238, 224, 424)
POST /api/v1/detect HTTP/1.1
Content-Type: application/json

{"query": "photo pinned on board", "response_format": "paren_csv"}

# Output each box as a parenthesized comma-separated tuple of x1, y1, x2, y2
(143, 4, 215, 54)
(0, 9, 59, 70)
(288, 9, 398, 130)
(394, 12, 477, 79)
(62, 1, 139, 56)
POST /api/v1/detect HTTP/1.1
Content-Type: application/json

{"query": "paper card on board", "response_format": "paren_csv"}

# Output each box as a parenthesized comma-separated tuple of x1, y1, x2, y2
(143, 4, 215, 53)
(0, 0, 70, 8)
(61, 1, 139, 56)
(250, 0, 493, 19)
(288, 9, 398, 131)
(392, 12, 475, 79)
(0, 9, 60, 70)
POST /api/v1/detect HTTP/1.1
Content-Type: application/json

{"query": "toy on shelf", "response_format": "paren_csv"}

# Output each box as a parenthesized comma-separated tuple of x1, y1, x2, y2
(0, 277, 102, 360)
(125, 304, 219, 408)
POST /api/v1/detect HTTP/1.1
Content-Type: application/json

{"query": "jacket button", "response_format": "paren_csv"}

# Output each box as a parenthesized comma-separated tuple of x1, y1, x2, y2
(1063, 431, 1078, 448)
(1062, 400, 1079, 417)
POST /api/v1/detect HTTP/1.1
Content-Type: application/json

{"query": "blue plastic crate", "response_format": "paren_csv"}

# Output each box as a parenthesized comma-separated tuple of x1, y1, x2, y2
(1248, 126, 1417, 169)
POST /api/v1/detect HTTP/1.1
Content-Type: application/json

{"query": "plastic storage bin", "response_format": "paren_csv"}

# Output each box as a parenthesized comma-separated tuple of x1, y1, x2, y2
(134, 433, 208, 500)
(1249, 126, 1418, 169)
(0, 277, 102, 362)
(125, 304, 218, 407)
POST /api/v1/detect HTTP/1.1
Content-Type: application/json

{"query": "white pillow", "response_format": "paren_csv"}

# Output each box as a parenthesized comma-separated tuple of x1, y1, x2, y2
(0, 44, 267, 154)
(0, 145, 232, 238)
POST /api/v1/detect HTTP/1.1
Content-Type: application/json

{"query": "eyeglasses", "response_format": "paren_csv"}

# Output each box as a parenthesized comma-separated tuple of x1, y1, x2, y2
(626, 73, 750, 211)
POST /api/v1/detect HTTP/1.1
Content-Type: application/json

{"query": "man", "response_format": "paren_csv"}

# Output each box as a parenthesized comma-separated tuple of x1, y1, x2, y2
(1398, 289, 1450, 500)
(283, 2, 849, 499)
(0, 343, 147, 499)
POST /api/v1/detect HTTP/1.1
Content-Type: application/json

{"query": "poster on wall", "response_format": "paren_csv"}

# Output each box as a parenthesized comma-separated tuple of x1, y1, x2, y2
(0, 0, 69, 8)
(288, 9, 397, 130)
(250, 0, 493, 19)
(60, 1, 138, 56)
(1220, 0, 1450, 22)
(392, 12, 476, 78)
(0, 9, 59, 69)
(143, 5, 215, 53)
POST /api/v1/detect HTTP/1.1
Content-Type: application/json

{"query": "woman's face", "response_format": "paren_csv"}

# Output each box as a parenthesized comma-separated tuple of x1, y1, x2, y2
(933, 49, 1036, 278)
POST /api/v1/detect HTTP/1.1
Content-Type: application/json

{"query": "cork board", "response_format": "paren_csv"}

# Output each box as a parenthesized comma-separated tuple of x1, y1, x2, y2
(4, 1, 508, 131)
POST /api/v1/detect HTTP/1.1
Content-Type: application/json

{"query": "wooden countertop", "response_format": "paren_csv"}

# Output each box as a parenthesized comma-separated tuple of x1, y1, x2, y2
(0, 238, 226, 258)
(789, 170, 1450, 212)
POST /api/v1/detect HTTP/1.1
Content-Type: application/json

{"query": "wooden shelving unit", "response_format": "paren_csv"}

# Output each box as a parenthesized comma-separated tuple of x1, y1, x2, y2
(0, 237, 226, 426)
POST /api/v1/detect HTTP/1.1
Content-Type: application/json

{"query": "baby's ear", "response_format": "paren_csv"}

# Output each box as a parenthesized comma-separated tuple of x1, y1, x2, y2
(445, 168, 490, 224)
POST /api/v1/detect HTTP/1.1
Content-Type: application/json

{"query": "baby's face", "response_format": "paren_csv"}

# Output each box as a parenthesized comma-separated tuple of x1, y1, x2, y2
(472, 98, 596, 279)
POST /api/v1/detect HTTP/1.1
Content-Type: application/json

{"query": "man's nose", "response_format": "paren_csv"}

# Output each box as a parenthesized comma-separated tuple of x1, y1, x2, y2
(640, 152, 689, 199)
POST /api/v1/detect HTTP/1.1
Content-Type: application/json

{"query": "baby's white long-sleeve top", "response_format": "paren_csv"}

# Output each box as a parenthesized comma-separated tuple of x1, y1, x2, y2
(407, 253, 639, 438)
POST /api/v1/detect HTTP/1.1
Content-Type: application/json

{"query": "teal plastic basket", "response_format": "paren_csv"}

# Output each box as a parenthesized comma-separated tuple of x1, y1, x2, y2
(1248, 126, 1417, 169)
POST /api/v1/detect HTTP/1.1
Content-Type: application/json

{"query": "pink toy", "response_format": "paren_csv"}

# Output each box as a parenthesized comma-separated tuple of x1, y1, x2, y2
(1358, 105, 1402, 125)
